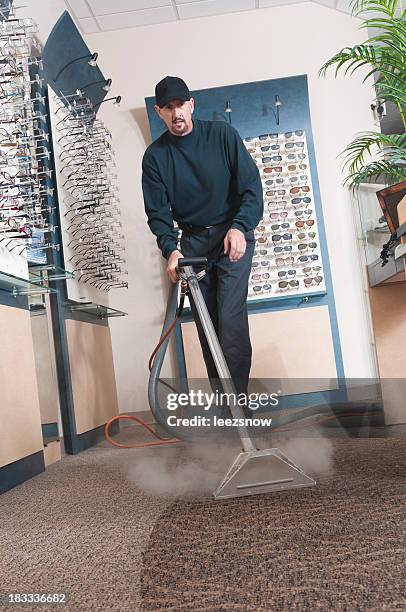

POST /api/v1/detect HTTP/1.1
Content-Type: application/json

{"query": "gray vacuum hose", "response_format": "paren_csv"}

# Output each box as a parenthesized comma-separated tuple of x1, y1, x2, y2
(148, 281, 196, 441)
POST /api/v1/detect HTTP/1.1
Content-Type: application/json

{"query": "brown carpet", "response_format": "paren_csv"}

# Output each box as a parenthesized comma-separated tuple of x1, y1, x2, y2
(0, 441, 173, 612)
(140, 438, 406, 611)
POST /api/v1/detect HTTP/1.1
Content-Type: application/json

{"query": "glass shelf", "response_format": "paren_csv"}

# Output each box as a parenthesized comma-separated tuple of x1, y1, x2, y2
(355, 182, 390, 266)
(0, 270, 57, 297)
(28, 264, 75, 281)
(354, 182, 406, 286)
(66, 301, 127, 320)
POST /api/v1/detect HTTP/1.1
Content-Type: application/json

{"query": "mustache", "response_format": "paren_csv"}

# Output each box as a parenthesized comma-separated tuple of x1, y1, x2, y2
(173, 118, 185, 124)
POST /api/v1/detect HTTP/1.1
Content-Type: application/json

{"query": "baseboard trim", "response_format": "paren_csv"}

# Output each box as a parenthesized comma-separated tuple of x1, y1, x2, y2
(0, 451, 45, 494)
(70, 421, 120, 454)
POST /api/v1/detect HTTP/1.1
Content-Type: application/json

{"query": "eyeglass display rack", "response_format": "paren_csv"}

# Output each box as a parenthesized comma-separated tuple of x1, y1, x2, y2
(49, 90, 128, 304)
(0, 2, 58, 268)
(40, 10, 128, 307)
(243, 129, 327, 303)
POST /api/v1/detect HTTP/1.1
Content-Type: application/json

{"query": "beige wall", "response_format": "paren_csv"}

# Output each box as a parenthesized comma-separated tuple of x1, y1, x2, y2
(26, 2, 379, 412)
(65, 319, 119, 434)
(0, 305, 43, 468)
(30, 310, 59, 425)
(182, 305, 338, 392)
(368, 284, 406, 425)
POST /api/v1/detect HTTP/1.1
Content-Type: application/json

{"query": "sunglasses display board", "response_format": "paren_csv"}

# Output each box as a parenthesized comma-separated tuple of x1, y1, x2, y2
(244, 129, 326, 301)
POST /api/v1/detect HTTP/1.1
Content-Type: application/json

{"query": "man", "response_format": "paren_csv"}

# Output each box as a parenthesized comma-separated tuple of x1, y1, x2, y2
(142, 76, 263, 406)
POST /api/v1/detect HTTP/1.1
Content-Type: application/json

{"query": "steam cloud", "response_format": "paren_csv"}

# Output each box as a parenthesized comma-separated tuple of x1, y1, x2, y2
(125, 422, 337, 498)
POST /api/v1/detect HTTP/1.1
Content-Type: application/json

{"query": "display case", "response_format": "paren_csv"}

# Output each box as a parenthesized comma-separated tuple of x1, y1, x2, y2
(356, 182, 390, 265)
(354, 181, 405, 286)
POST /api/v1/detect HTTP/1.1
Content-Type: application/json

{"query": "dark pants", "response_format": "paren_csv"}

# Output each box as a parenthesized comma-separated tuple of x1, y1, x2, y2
(180, 221, 255, 397)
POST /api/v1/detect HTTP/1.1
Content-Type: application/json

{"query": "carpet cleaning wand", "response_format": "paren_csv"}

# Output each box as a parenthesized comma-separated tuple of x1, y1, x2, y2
(149, 257, 316, 500)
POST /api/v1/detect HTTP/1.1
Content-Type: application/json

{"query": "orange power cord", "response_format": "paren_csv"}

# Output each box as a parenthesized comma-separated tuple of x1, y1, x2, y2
(104, 288, 185, 449)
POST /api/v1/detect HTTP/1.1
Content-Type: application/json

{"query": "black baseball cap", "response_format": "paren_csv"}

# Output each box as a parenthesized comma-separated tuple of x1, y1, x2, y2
(155, 76, 191, 108)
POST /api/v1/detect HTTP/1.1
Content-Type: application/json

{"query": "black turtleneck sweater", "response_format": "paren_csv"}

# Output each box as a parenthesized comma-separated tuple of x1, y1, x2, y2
(142, 118, 263, 259)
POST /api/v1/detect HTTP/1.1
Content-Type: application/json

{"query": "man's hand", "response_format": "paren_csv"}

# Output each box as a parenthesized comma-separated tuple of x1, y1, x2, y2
(224, 228, 246, 262)
(166, 250, 183, 283)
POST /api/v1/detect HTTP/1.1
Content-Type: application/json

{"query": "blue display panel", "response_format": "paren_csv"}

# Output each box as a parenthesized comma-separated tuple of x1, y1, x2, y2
(42, 11, 108, 112)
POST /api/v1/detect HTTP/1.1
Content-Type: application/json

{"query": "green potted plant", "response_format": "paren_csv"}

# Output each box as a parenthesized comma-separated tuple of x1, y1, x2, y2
(318, 0, 406, 192)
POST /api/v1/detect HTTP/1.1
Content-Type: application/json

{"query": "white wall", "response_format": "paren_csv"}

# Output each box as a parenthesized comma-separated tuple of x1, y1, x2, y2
(19, 0, 68, 45)
(30, 2, 379, 412)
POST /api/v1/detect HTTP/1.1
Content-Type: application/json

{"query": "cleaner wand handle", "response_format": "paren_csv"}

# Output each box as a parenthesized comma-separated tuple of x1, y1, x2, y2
(177, 257, 207, 269)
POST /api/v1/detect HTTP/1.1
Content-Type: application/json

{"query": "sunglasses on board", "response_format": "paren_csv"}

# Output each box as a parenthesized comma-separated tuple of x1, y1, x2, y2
(279, 279, 299, 289)
(262, 157, 283, 165)
(297, 254, 319, 263)
(303, 266, 322, 276)
(274, 245, 293, 253)
(289, 174, 309, 183)
(285, 130, 304, 139)
(251, 283, 273, 293)
(286, 152, 307, 162)
(276, 256, 295, 266)
(290, 197, 312, 209)
(290, 185, 310, 194)
(297, 231, 317, 241)
(295, 219, 315, 228)
(266, 200, 288, 209)
(272, 233, 292, 242)
(303, 275, 323, 286)
(293, 207, 312, 216)
(278, 269, 297, 278)
(263, 166, 283, 174)
(264, 178, 285, 187)
(270, 222, 290, 232)
(266, 189, 286, 197)
(297, 241, 318, 251)
(260, 155, 282, 163)
(287, 163, 307, 172)
(260, 145, 280, 152)
(258, 133, 280, 141)
(268, 211, 288, 220)
(284, 141, 304, 150)
(251, 272, 271, 282)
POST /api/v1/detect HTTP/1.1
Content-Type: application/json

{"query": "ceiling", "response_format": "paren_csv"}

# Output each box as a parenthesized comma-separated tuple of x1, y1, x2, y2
(65, 0, 363, 33)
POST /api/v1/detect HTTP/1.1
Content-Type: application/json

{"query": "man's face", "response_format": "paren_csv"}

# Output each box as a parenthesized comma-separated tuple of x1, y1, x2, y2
(155, 98, 195, 136)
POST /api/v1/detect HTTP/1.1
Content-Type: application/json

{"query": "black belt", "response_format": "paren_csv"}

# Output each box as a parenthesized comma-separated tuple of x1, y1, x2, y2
(178, 219, 231, 234)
